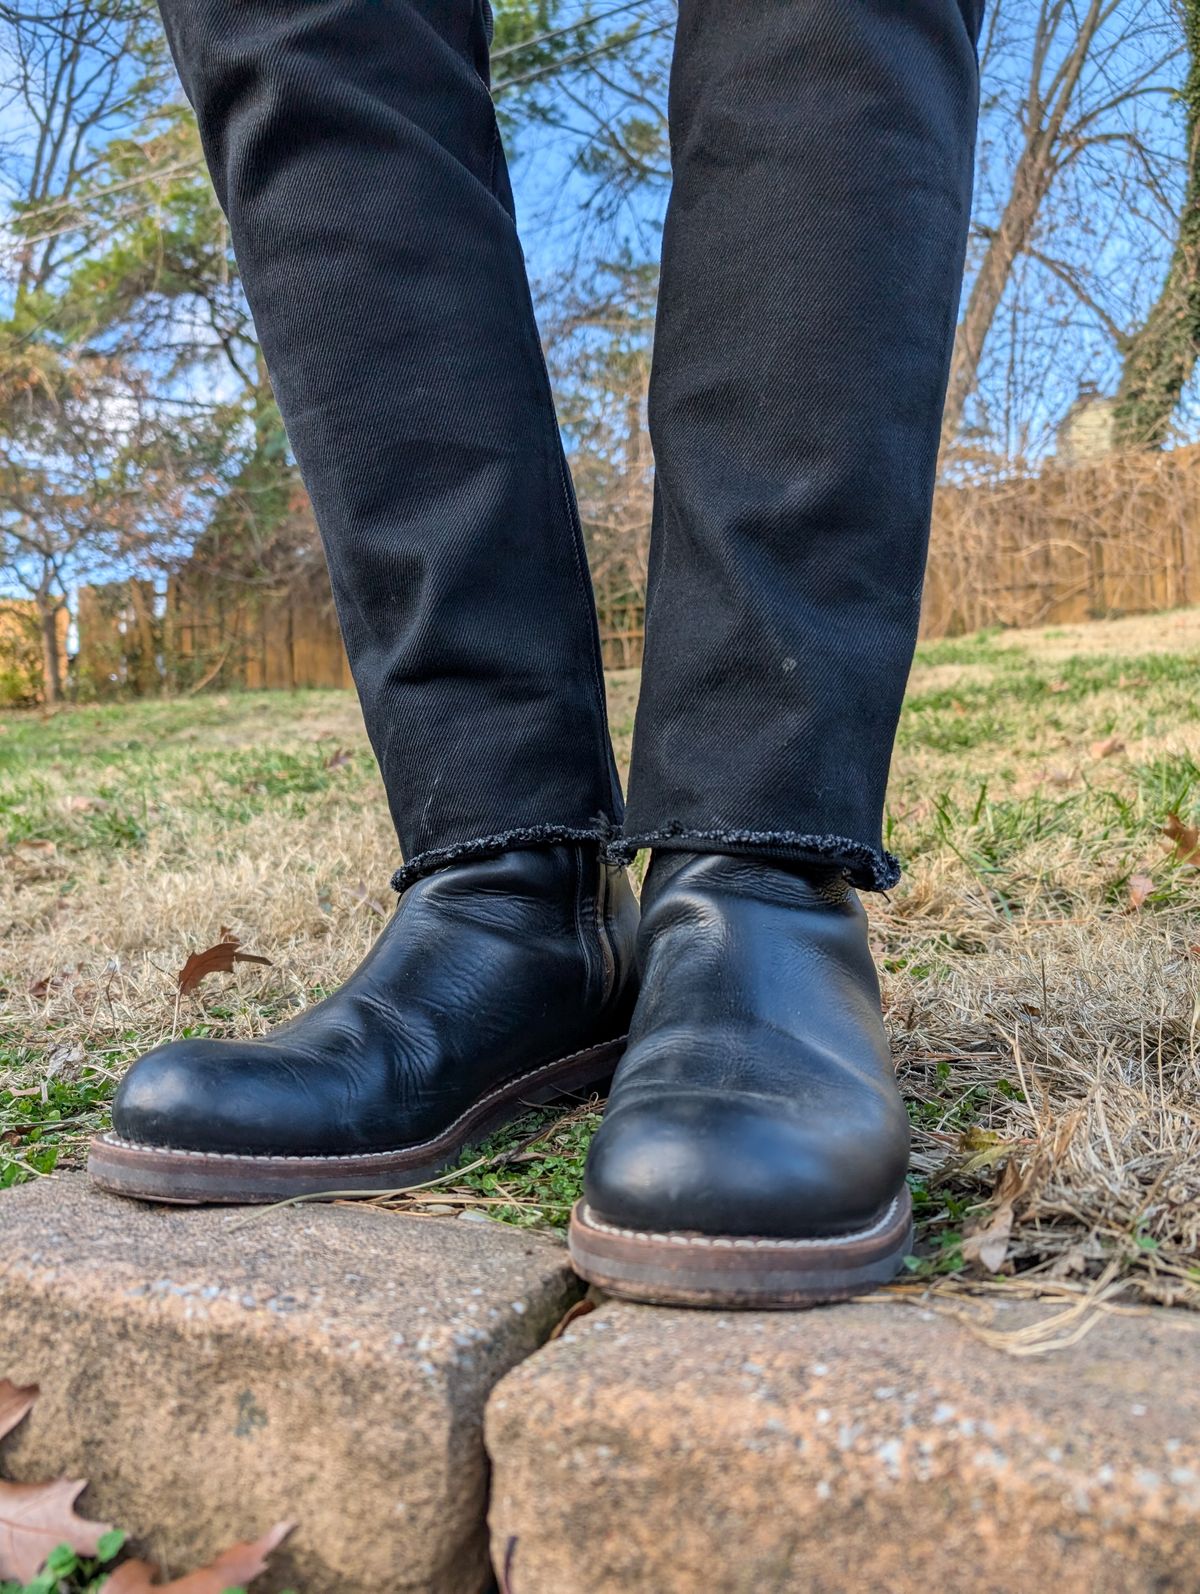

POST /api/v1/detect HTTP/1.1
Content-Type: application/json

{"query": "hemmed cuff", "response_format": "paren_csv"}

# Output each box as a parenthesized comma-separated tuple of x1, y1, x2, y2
(606, 826, 901, 893)
(391, 822, 614, 894)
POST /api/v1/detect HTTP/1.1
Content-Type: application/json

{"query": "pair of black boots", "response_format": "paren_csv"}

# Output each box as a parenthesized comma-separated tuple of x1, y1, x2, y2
(89, 845, 911, 1308)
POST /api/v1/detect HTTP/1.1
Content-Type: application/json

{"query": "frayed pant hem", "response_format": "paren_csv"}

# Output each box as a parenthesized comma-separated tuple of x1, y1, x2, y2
(391, 824, 614, 894)
(607, 827, 901, 893)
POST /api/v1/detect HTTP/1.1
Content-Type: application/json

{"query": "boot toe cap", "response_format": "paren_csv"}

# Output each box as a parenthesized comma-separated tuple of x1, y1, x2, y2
(113, 1039, 292, 1155)
(583, 1091, 908, 1240)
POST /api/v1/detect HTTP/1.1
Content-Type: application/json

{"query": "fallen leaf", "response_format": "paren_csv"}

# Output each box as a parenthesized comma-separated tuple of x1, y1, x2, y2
(993, 1158, 1026, 1205)
(177, 934, 272, 996)
(959, 1129, 1006, 1152)
(325, 747, 352, 771)
(351, 882, 388, 917)
(104, 1522, 294, 1592)
(1045, 679, 1070, 694)
(13, 840, 56, 860)
(549, 1298, 596, 1340)
(0, 1381, 37, 1443)
(1089, 735, 1124, 760)
(955, 1129, 1018, 1177)
(0, 1479, 113, 1581)
(0, 1380, 112, 1583)
(43, 1041, 84, 1075)
(1128, 872, 1154, 911)
(61, 795, 108, 814)
(1163, 812, 1200, 866)
(961, 1201, 1014, 1274)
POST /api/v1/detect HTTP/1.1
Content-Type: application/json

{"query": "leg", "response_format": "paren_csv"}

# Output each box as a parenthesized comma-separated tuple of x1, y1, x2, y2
(90, 0, 638, 1203)
(572, 0, 982, 1304)
(621, 0, 982, 883)
(164, 0, 623, 878)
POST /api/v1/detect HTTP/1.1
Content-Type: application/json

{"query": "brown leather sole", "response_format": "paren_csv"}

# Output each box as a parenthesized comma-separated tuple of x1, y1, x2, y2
(568, 1185, 913, 1308)
(88, 1037, 625, 1205)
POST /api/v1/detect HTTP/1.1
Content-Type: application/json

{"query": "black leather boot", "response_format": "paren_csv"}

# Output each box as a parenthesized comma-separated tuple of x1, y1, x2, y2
(90, 846, 637, 1203)
(568, 851, 911, 1307)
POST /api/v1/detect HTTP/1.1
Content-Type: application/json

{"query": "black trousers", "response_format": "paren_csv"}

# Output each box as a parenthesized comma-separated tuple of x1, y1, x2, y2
(158, 0, 982, 893)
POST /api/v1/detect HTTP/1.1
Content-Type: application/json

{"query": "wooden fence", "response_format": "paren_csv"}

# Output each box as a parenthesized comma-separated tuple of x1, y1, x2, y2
(919, 446, 1200, 637)
(37, 443, 1200, 700)
(164, 570, 354, 693)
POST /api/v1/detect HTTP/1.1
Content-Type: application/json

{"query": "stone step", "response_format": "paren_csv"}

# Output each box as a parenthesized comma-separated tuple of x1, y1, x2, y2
(0, 1174, 579, 1593)
(8, 1174, 1199, 1594)
(486, 1295, 1200, 1594)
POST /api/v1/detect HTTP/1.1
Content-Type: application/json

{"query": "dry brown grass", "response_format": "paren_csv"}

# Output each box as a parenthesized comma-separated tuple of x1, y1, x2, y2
(880, 611, 1200, 1307)
(5, 619, 1200, 1310)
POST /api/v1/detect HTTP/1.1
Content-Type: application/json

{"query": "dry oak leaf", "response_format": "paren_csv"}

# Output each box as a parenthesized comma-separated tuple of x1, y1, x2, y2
(961, 1201, 1015, 1275)
(1128, 871, 1155, 911)
(549, 1296, 597, 1340)
(1089, 734, 1125, 760)
(104, 1522, 295, 1592)
(1163, 812, 1200, 867)
(0, 1379, 113, 1583)
(13, 839, 57, 860)
(61, 794, 108, 814)
(177, 932, 272, 996)
(0, 1381, 36, 1441)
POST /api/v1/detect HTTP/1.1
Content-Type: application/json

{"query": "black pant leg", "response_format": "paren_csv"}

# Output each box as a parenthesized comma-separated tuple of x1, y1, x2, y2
(620, 0, 982, 890)
(157, 0, 624, 886)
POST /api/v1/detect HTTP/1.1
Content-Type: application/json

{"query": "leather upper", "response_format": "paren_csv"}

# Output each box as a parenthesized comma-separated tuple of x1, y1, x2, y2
(113, 845, 638, 1156)
(583, 850, 909, 1239)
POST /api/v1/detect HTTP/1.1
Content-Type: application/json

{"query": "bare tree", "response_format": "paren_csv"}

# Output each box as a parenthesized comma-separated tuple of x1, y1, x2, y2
(493, 1, 675, 262)
(1, 0, 165, 296)
(1112, 0, 1200, 446)
(543, 259, 657, 615)
(942, 0, 1182, 457)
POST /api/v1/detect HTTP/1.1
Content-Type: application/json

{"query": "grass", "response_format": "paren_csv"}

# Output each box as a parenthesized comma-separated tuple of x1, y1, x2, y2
(0, 1533, 286, 1594)
(7, 609, 1200, 1308)
(0, 1534, 128, 1594)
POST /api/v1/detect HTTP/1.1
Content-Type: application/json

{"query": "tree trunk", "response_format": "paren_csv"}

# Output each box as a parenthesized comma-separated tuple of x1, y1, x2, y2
(940, 140, 1056, 453)
(1112, 0, 1200, 449)
(39, 598, 62, 705)
(939, 0, 1109, 457)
